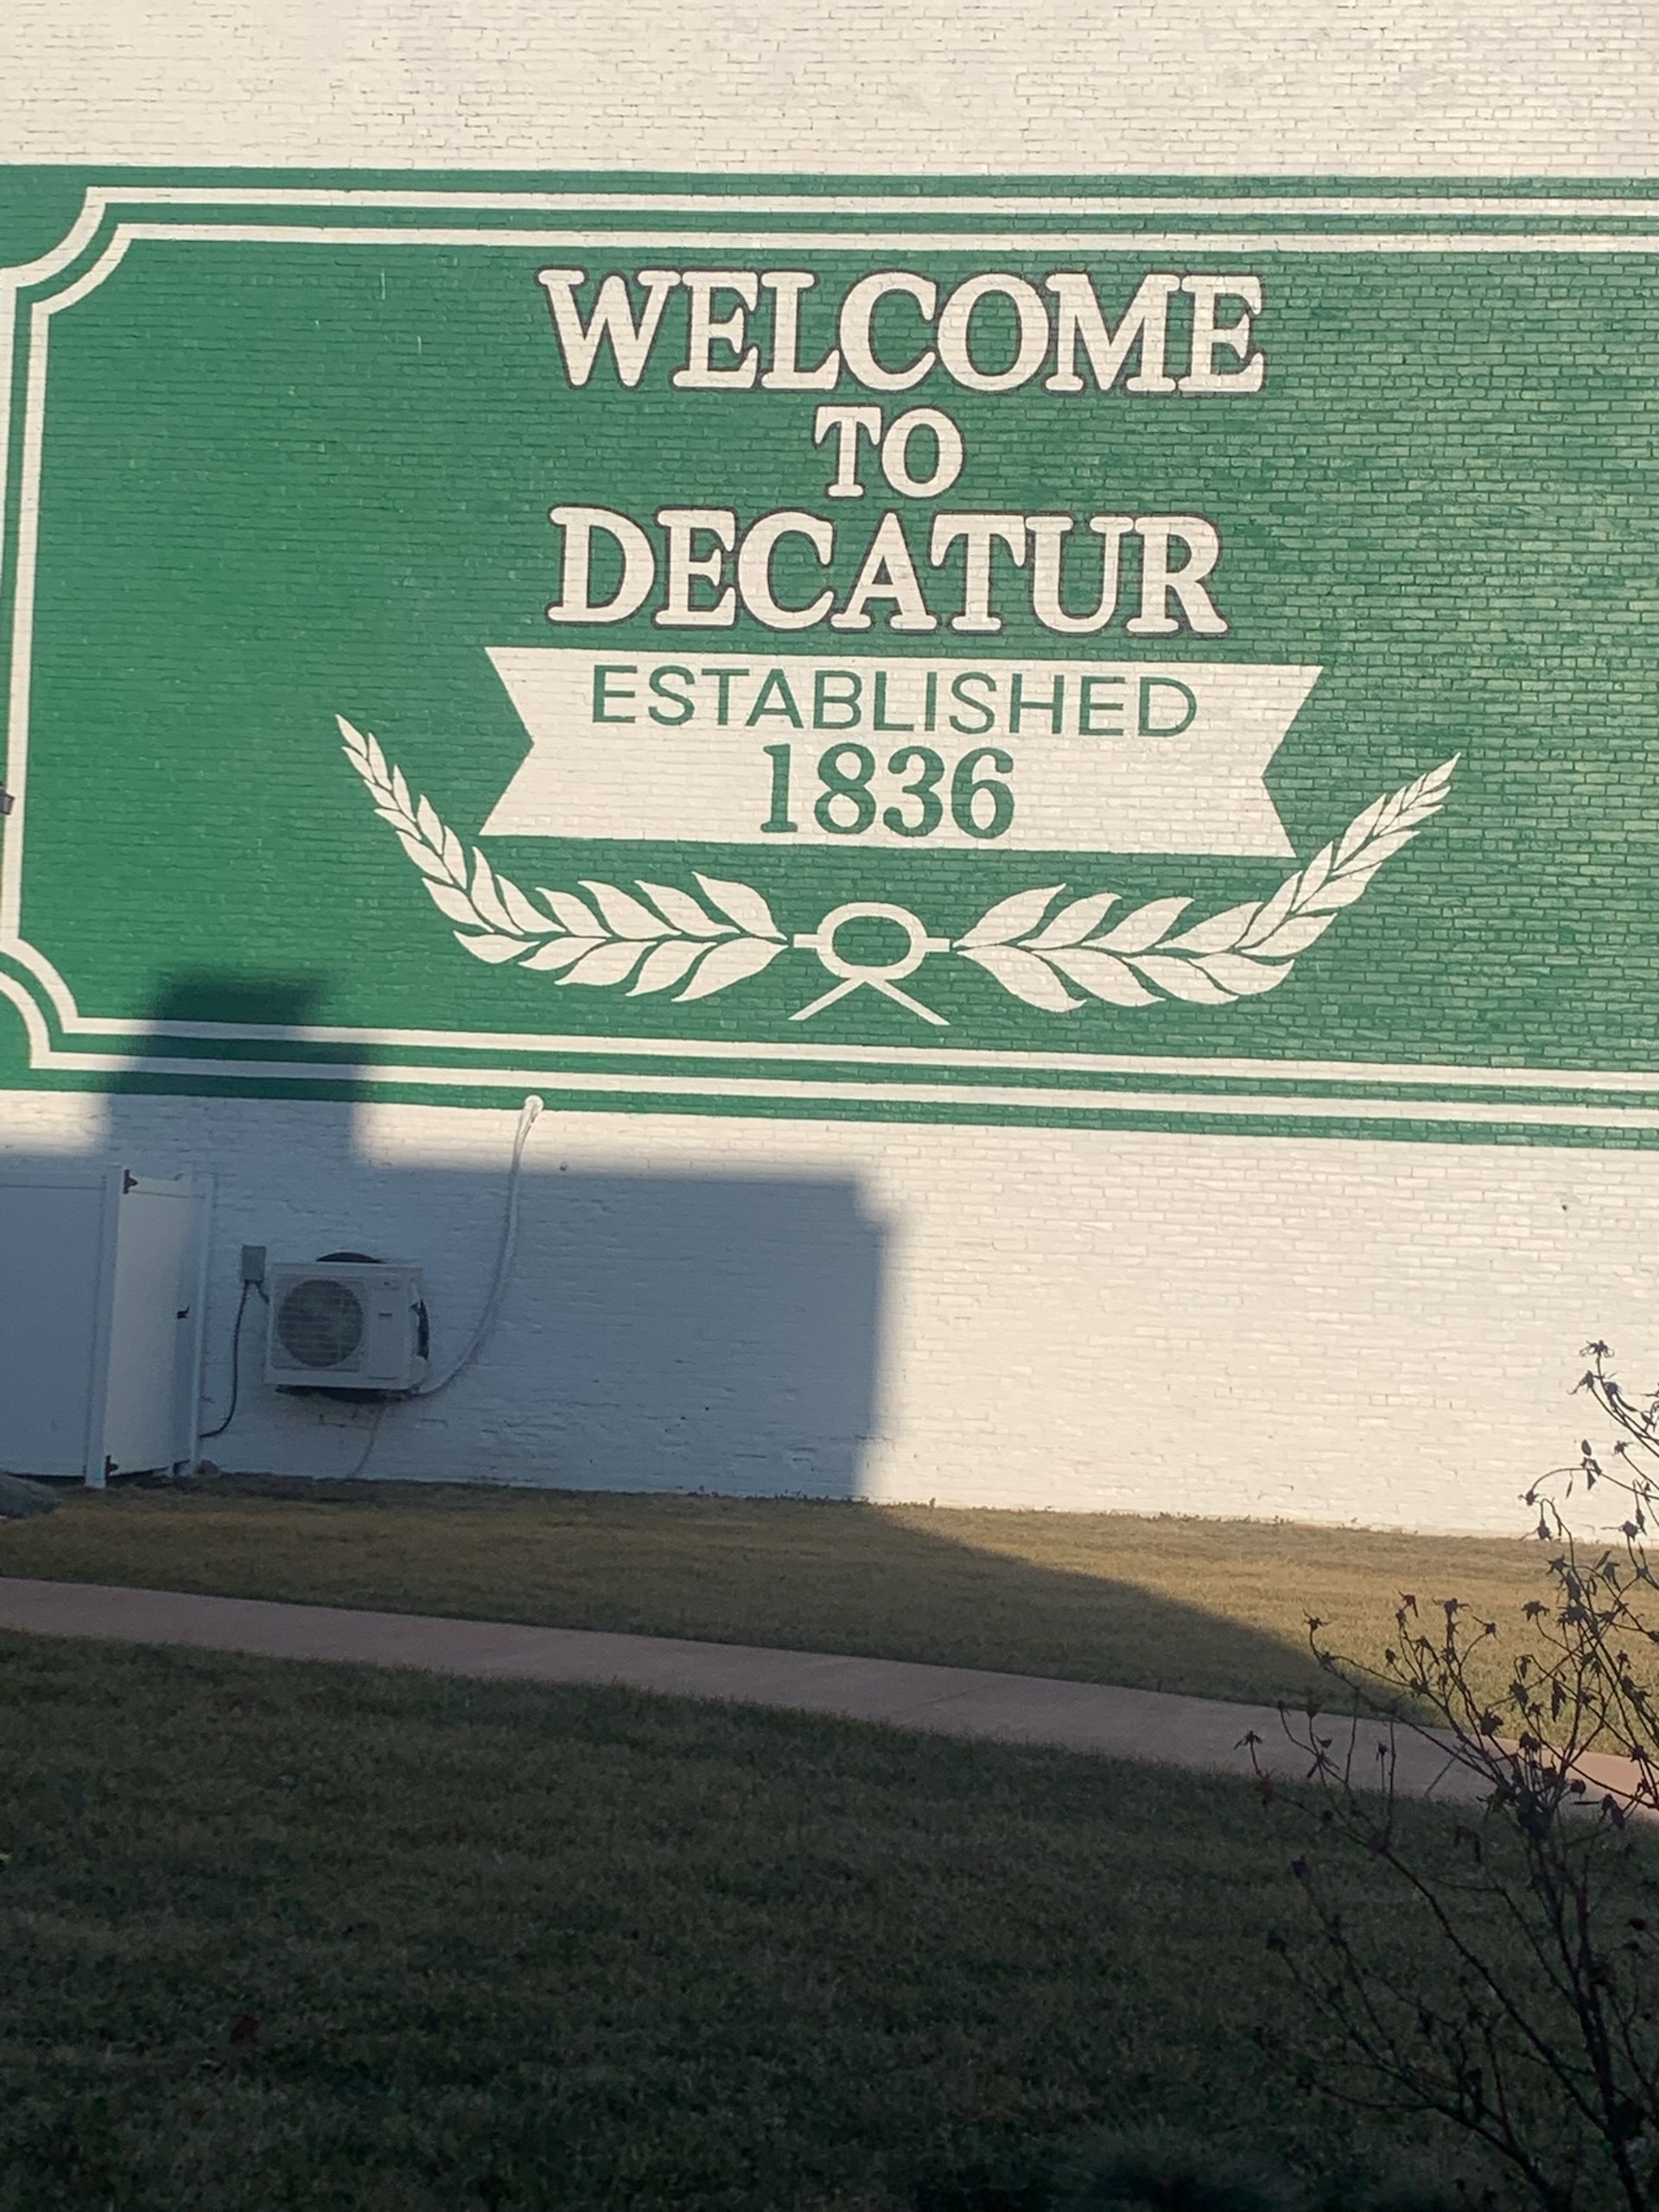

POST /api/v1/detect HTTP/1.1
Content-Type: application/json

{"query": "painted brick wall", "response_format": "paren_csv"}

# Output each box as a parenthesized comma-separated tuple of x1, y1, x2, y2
(2, 3, 1655, 1532)
(3, 1084, 1653, 1534)
(4, 3, 1655, 175)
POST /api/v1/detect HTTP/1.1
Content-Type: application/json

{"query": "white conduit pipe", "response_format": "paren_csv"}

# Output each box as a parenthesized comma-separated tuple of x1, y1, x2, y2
(414, 1092, 544, 1397)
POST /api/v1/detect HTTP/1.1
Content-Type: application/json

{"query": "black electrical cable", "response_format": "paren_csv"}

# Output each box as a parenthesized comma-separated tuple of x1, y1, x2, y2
(200, 1280, 259, 1441)
(343, 1398, 391, 1480)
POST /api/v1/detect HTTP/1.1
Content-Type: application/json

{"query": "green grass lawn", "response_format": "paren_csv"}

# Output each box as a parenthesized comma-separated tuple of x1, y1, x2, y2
(0, 1629, 1493, 2212)
(1, 1479, 1554, 1709)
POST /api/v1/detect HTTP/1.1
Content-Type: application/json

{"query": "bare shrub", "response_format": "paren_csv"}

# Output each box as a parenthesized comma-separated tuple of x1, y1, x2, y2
(1255, 1344, 1659, 2212)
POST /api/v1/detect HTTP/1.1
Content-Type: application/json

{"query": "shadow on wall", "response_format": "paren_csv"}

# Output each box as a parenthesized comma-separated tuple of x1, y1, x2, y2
(3, 977, 1352, 1701)
(1, 974, 885, 1497)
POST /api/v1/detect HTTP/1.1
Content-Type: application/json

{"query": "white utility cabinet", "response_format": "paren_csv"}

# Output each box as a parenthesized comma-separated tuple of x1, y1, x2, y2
(0, 1167, 213, 1486)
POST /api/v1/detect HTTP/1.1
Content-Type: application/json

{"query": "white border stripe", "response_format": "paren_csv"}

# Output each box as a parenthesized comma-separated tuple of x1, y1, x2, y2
(115, 221, 1659, 254)
(8, 1052, 1659, 1133)
(83, 188, 1659, 221)
(26, 1008, 1659, 1097)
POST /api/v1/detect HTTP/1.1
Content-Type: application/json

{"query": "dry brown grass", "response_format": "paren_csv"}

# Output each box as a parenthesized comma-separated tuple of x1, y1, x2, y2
(0, 1480, 1554, 1708)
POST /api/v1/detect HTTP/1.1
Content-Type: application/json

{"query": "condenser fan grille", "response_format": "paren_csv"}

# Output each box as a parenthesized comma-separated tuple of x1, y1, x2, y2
(275, 1277, 365, 1370)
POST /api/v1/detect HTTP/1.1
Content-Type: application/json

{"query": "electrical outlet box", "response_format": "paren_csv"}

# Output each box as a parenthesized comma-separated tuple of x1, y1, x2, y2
(239, 1244, 266, 1285)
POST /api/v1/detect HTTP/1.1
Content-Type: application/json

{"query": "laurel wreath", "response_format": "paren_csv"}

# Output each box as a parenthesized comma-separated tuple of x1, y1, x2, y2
(955, 754, 1459, 1010)
(340, 716, 788, 1002)
(340, 714, 1455, 1015)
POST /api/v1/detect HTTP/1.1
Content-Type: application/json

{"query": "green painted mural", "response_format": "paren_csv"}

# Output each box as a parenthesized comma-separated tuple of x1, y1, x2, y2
(2, 175, 1656, 1137)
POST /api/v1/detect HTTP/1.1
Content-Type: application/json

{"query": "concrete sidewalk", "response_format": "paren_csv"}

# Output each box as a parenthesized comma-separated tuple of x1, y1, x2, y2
(0, 1574, 1642, 1808)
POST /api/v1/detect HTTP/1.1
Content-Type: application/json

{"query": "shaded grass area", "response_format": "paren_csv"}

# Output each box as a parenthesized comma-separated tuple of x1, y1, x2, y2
(0, 1630, 1484, 2212)
(0, 1481, 1555, 1708)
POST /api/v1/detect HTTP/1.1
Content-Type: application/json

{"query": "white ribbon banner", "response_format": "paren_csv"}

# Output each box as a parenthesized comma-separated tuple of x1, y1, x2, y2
(482, 649, 1319, 855)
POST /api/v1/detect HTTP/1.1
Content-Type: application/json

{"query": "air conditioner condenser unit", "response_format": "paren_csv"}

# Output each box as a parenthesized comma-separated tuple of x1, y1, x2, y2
(264, 1261, 426, 1393)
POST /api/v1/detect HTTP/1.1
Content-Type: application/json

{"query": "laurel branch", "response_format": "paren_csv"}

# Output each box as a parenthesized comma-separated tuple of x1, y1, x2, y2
(340, 713, 1456, 1017)
(339, 717, 788, 1002)
(955, 756, 1459, 1009)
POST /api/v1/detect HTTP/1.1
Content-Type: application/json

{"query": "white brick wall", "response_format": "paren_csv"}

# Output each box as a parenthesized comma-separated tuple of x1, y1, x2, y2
(0, 1088, 1648, 1532)
(4, 2, 1656, 175)
(3, 0, 1655, 1531)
